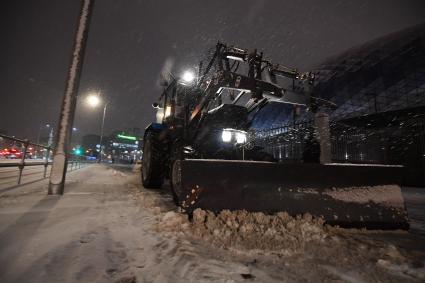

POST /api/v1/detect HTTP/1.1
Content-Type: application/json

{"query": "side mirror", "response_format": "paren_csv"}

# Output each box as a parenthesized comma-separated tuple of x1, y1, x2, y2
(152, 102, 160, 109)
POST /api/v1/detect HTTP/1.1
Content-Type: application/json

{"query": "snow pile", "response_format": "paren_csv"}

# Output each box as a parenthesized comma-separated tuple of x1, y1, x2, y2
(158, 209, 327, 255)
(134, 189, 173, 215)
(160, 211, 189, 229)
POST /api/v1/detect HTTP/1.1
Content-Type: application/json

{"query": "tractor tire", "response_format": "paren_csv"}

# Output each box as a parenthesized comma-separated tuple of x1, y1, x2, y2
(141, 130, 164, 188)
(170, 160, 181, 205)
(169, 141, 183, 205)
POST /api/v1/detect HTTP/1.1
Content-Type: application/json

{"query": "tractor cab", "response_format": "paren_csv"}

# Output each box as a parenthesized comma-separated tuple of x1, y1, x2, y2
(154, 80, 201, 127)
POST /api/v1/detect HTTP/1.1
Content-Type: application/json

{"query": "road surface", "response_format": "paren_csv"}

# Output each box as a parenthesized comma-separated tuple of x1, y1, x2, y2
(0, 164, 424, 282)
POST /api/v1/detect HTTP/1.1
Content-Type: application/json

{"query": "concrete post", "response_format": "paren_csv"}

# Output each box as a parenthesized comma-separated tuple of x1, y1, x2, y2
(48, 0, 95, 195)
(314, 112, 332, 164)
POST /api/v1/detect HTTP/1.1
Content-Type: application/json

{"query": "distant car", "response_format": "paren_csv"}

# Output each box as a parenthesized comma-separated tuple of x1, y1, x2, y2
(25, 149, 33, 159)
(0, 148, 22, 159)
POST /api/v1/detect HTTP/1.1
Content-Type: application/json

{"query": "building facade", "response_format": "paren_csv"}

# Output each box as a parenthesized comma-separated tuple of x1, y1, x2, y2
(253, 23, 425, 186)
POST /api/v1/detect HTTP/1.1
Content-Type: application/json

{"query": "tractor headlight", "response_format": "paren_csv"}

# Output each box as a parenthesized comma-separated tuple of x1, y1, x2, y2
(221, 129, 247, 144)
(222, 129, 232, 142)
(235, 132, 247, 144)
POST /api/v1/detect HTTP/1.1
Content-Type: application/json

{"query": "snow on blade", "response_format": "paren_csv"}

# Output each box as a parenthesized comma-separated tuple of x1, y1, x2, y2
(323, 185, 405, 208)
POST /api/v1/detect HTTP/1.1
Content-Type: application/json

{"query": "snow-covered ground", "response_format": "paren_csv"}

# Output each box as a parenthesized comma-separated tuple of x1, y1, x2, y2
(0, 164, 424, 282)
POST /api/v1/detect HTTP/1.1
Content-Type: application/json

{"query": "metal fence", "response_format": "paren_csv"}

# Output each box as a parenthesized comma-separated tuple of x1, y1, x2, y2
(254, 121, 311, 162)
(254, 116, 425, 164)
(330, 115, 425, 165)
(0, 133, 89, 187)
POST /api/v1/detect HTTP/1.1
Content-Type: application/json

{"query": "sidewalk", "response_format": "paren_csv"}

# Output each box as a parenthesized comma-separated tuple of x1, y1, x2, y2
(0, 164, 149, 283)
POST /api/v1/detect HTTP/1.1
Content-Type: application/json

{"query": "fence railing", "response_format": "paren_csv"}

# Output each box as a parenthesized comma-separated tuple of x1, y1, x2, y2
(254, 121, 312, 162)
(253, 115, 425, 166)
(0, 133, 89, 187)
(330, 115, 425, 165)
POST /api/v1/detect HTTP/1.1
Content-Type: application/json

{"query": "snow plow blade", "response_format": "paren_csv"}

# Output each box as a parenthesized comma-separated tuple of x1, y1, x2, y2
(172, 160, 409, 230)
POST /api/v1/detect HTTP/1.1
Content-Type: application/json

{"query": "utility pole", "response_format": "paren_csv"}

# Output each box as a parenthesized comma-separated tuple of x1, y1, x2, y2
(48, 127, 54, 147)
(49, 0, 95, 195)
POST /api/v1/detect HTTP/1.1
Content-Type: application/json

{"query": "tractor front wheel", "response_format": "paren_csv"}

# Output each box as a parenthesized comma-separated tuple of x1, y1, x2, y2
(141, 130, 164, 188)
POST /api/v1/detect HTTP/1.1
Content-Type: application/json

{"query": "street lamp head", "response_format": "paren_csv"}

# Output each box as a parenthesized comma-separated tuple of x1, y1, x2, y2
(181, 70, 195, 84)
(87, 94, 101, 107)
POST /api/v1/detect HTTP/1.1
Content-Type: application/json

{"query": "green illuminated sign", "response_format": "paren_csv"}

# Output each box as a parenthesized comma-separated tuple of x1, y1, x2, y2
(117, 134, 137, 141)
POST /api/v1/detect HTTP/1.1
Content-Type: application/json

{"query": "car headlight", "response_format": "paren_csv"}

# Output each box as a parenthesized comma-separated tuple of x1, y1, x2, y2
(221, 129, 247, 144)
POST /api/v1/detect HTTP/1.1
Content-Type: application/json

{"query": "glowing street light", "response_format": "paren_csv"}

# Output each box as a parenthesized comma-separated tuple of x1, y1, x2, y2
(86, 94, 100, 107)
(181, 70, 195, 83)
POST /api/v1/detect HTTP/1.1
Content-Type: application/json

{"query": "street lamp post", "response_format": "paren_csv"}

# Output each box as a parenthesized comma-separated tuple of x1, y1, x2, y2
(69, 127, 78, 149)
(36, 124, 51, 158)
(86, 93, 108, 162)
(36, 124, 50, 145)
(99, 102, 108, 162)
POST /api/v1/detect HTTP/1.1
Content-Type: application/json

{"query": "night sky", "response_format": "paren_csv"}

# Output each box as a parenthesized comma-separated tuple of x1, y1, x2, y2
(1, 0, 424, 141)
